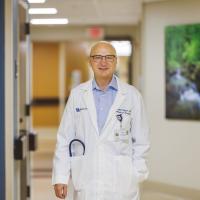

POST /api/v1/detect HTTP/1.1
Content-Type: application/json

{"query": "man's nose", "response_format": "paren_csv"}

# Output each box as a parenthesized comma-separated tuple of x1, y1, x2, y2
(100, 56, 107, 63)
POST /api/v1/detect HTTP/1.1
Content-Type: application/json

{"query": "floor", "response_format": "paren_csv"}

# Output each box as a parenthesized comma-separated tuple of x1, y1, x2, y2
(31, 154, 189, 200)
(31, 174, 188, 200)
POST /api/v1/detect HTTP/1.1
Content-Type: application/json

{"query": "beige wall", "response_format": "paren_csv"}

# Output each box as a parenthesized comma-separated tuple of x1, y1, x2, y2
(5, 0, 15, 199)
(142, 0, 200, 190)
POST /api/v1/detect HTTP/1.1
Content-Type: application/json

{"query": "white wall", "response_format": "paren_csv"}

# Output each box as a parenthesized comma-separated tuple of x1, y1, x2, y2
(142, 0, 200, 190)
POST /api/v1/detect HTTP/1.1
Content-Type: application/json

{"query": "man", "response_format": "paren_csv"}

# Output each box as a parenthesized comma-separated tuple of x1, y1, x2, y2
(52, 41, 150, 200)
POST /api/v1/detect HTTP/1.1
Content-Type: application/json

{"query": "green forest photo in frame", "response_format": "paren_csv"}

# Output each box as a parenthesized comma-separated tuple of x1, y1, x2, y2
(165, 23, 200, 119)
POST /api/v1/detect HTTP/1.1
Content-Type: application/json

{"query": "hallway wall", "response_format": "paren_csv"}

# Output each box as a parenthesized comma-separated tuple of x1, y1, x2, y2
(0, 0, 5, 199)
(142, 0, 200, 190)
(5, 0, 15, 199)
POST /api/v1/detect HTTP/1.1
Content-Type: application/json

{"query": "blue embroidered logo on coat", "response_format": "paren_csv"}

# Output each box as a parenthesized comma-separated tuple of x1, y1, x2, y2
(76, 107, 88, 112)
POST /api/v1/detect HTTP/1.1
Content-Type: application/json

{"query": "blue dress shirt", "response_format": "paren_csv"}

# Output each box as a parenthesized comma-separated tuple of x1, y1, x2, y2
(92, 76, 118, 133)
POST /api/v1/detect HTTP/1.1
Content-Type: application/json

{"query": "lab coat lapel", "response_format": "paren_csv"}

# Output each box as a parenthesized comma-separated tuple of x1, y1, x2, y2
(83, 81, 99, 135)
(100, 78, 126, 137)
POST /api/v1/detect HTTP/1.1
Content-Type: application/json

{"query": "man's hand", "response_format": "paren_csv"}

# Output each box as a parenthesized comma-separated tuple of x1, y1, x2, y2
(54, 184, 67, 199)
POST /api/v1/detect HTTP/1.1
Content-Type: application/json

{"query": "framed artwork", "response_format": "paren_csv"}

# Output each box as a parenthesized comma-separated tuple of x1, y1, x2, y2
(165, 23, 200, 119)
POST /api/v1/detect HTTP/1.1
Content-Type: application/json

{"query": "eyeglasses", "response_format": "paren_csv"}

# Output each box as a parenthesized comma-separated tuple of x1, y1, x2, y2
(90, 55, 116, 63)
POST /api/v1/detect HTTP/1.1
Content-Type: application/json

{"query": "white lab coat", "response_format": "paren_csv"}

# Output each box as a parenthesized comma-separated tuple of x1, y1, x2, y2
(52, 77, 150, 200)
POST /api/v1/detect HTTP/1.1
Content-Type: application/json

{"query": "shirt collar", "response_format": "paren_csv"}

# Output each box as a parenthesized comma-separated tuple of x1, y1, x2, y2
(92, 75, 118, 91)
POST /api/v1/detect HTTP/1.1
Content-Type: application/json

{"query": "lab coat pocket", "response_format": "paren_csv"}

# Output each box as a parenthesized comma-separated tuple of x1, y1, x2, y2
(70, 155, 93, 191)
(115, 156, 139, 198)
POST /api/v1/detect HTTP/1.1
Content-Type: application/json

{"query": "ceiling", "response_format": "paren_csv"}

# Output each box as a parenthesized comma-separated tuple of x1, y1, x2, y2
(29, 0, 168, 25)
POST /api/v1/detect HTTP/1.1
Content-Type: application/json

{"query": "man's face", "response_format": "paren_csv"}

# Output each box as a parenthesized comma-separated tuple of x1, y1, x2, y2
(89, 43, 117, 80)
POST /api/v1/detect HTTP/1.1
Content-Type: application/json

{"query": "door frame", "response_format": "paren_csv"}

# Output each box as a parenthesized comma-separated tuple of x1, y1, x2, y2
(0, 0, 5, 198)
(5, 0, 15, 199)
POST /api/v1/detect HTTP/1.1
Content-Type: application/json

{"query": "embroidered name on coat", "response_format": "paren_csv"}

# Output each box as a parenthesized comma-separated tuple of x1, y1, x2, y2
(76, 107, 88, 112)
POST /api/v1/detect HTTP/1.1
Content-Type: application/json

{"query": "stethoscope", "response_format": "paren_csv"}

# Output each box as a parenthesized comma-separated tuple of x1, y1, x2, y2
(69, 139, 85, 157)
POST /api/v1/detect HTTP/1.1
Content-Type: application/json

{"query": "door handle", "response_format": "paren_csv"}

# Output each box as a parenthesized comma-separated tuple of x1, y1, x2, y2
(29, 131, 38, 151)
(14, 132, 27, 160)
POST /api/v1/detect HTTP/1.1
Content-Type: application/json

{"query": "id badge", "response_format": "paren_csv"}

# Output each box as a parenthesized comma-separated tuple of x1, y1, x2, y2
(114, 128, 129, 143)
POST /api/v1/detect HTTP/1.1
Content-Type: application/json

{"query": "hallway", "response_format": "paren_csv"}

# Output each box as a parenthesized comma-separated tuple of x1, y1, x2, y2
(2, 0, 200, 200)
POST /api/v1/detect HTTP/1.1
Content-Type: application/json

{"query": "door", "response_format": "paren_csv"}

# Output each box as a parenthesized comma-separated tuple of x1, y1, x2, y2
(13, 1, 33, 199)
(0, 0, 5, 199)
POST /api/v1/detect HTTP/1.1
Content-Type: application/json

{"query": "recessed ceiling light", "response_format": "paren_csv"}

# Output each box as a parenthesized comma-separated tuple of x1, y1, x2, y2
(29, 8, 57, 14)
(111, 41, 132, 56)
(28, 0, 46, 3)
(30, 18, 69, 25)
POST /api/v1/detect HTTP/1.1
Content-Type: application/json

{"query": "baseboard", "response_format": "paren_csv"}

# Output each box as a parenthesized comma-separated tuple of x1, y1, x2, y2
(141, 180, 200, 200)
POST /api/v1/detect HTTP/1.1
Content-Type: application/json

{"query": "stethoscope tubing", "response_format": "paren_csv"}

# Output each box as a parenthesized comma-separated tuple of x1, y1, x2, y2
(69, 139, 85, 157)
